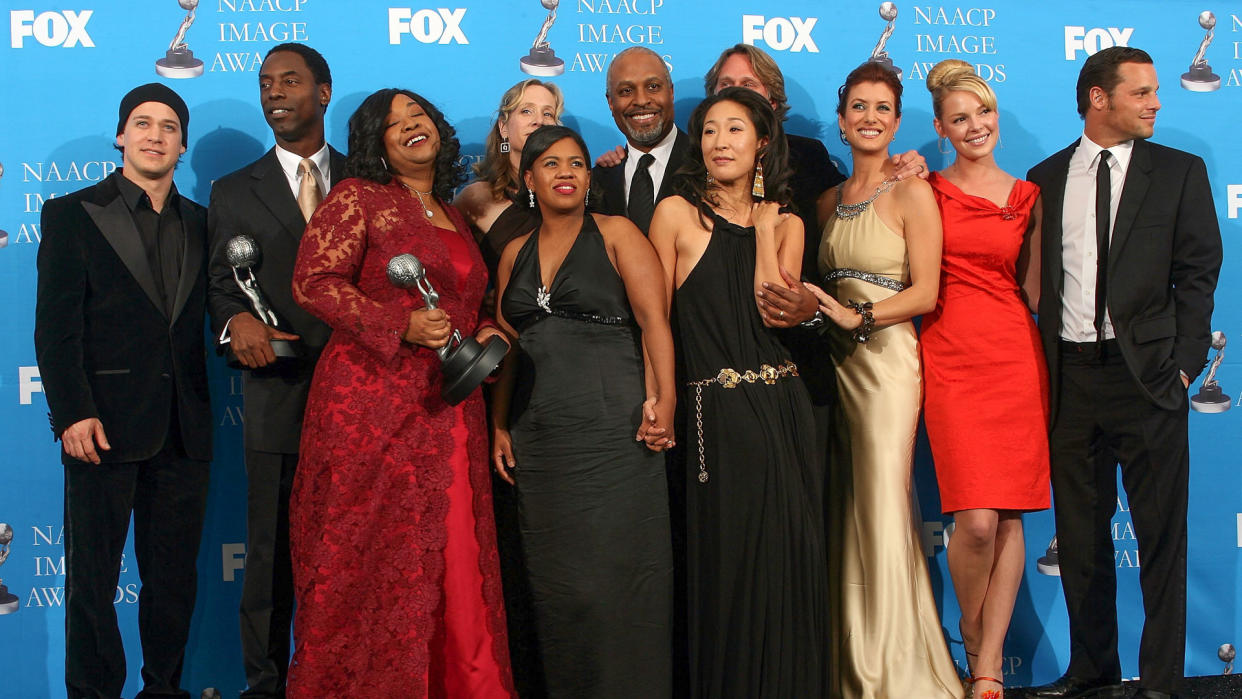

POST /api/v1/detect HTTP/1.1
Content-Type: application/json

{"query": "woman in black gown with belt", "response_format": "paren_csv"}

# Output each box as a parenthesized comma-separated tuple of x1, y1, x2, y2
(648, 87, 828, 698)
(491, 125, 677, 698)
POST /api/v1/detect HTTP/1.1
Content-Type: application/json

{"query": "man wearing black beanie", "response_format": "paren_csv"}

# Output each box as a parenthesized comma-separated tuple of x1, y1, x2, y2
(35, 82, 212, 699)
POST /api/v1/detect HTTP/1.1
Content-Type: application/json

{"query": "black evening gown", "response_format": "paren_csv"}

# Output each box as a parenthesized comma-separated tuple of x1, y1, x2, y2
(501, 214, 673, 699)
(675, 211, 828, 698)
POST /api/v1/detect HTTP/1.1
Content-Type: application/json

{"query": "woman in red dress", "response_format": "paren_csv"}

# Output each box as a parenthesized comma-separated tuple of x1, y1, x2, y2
(288, 88, 514, 698)
(920, 59, 1050, 699)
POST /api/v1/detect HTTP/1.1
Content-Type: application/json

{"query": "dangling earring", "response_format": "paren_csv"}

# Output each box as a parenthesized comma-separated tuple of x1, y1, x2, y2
(500, 137, 510, 154)
(380, 155, 390, 171)
(751, 162, 765, 199)
(937, 136, 952, 155)
(705, 174, 715, 186)
(839, 129, 848, 146)
(528, 189, 535, 208)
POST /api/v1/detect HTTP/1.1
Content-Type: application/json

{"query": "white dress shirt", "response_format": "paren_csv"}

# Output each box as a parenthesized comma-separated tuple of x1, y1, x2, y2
(274, 142, 331, 201)
(622, 126, 679, 204)
(1059, 135, 1134, 342)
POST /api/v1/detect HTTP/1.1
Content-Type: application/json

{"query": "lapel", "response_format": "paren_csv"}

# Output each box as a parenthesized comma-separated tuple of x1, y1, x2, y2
(1109, 139, 1153, 264)
(250, 148, 310, 243)
(1040, 141, 1078, 300)
(83, 179, 165, 316)
(657, 128, 689, 201)
(169, 197, 204, 322)
(328, 145, 346, 187)
(595, 157, 626, 215)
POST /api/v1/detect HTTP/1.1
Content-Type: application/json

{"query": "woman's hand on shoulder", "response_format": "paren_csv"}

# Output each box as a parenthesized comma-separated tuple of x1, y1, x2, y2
(751, 200, 790, 235)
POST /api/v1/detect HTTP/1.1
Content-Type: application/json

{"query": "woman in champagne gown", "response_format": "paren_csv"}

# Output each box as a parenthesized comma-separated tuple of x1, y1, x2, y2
(807, 63, 962, 699)
(651, 87, 828, 698)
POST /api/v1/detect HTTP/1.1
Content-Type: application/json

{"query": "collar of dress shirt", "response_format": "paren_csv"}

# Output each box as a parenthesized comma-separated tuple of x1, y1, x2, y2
(275, 142, 331, 197)
(623, 126, 679, 186)
(1074, 133, 1134, 176)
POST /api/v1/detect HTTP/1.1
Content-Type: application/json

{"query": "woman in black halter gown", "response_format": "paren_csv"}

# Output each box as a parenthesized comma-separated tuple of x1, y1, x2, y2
(648, 87, 828, 698)
(492, 125, 678, 698)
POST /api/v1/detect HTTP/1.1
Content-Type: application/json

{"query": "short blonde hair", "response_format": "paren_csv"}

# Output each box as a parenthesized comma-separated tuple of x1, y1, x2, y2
(926, 59, 997, 118)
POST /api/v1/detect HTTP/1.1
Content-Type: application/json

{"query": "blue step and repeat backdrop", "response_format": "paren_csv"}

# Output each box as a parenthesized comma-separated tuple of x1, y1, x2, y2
(1, 0, 1240, 696)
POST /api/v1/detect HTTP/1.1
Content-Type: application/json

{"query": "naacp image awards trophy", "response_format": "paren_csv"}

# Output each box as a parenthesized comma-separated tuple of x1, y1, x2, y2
(386, 253, 509, 405)
(519, 0, 565, 76)
(0, 523, 17, 615)
(221, 235, 300, 368)
(1190, 331, 1230, 413)
(155, 0, 205, 79)
(1180, 10, 1221, 92)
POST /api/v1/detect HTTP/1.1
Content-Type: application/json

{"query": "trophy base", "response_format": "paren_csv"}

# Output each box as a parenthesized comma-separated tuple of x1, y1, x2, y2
(1036, 552, 1060, 576)
(441, 335, 510, 405)
(520, 47, 565, 77)
(1181, 73, 1221, 92)
(0, 586, 18, 615)
(224, 339, 301, 370)
(1191, 391, 1231, 413)
(156, 49, 205, 79)
(867, 56, 902, 81)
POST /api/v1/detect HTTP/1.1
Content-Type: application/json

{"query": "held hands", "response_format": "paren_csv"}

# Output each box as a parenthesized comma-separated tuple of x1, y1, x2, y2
(803, 282, 864, 331)
(403, 308, 453, 349)
(229, 312, 301, 369)
(891, 150, 930, 181)
(595, 144, 626, 168)
(492, 427, 516, 485)
(62, 417, 110, 465)
(758, 266, 819, 327)
(636, 396, 676, 452)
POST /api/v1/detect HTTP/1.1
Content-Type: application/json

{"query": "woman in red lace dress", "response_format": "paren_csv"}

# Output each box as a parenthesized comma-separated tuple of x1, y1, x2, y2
(920, 60, 1049, 699)
(288, 88, 514, 698)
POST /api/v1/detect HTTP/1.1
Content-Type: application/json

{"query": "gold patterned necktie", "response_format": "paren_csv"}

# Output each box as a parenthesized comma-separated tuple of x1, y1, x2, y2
(297, 158, 322, 222)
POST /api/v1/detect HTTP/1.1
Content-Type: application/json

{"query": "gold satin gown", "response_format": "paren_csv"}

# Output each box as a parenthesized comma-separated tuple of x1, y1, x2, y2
(819, 194, 963, 699)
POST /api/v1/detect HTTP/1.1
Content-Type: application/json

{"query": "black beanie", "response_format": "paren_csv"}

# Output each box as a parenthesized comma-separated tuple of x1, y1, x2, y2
(116, 83, 190, 147)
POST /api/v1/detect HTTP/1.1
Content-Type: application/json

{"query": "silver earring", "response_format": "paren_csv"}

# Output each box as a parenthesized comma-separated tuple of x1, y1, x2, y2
(937, 137, 952, 155)
(528, 189, 535, 208)
(380, 155, 389, 170)
(500, 137, 510, 154)
(839, 129, 848, 146)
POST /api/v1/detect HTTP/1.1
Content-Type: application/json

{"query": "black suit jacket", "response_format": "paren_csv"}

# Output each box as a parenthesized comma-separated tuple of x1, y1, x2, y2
(207, 146, 345, 453)
(1027, 138, 1222, 416)
(787, 133, 846, 278)
(35, 172, 212, 464)
(592, 128, 691, 221)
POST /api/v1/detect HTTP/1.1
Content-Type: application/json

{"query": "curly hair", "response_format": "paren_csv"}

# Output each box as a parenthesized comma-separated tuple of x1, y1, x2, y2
(673, 86, 791, 223)
(837, 61, 904, 118)
(513, 124, 592, 215)
(474, 80, 564, 202)
(342, 88, 466, 201)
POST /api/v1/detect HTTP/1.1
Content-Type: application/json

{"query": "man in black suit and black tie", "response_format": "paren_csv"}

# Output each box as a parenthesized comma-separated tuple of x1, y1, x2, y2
(35, 83, 212, 699)
(592, 46, 689, 233)
(206, 42, 343, 699)
(1026, 46, 1221, 699)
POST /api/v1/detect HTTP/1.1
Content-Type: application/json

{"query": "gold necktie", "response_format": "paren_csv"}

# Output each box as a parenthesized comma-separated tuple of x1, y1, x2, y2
(297, 158, 322, 222)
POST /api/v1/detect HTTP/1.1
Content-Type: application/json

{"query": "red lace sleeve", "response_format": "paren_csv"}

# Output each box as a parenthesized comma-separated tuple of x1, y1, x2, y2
(293, 180, 408, 361)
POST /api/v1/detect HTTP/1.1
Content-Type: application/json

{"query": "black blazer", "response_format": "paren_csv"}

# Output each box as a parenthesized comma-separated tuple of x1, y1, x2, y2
(34, 172, 212, 464)
(787, 133, 846, 277)
(206, 146, 345, 453)
(1027, 138, 1222, 415)
(592, 128, 691, 220)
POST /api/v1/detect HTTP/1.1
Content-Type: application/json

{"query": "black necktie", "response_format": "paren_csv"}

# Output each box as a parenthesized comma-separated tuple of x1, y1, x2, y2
(1094, 150, 1112, 346)
(628, 153, 656, 234)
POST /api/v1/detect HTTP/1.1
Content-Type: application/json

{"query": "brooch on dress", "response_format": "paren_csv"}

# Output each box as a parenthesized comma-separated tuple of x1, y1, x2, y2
(535, 285, 552, 313)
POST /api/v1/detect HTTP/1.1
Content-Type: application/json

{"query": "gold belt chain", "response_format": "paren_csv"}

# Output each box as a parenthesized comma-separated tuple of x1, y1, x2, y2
(686, 362, 799, 484)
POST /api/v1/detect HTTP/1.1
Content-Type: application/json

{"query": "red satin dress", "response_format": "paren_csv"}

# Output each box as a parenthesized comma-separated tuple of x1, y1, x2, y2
(288, 178, 513, 698)
(921, 173, 1051, 514)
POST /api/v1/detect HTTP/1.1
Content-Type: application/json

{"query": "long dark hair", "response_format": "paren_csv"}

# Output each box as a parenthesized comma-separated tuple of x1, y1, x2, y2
(514, 124, 592, 215)
(342, 88, 466, 201)
(674, 86, 791, 223)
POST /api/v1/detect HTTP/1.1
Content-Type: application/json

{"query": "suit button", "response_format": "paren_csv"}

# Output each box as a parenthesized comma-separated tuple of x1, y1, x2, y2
(160, 373, 171, 380)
